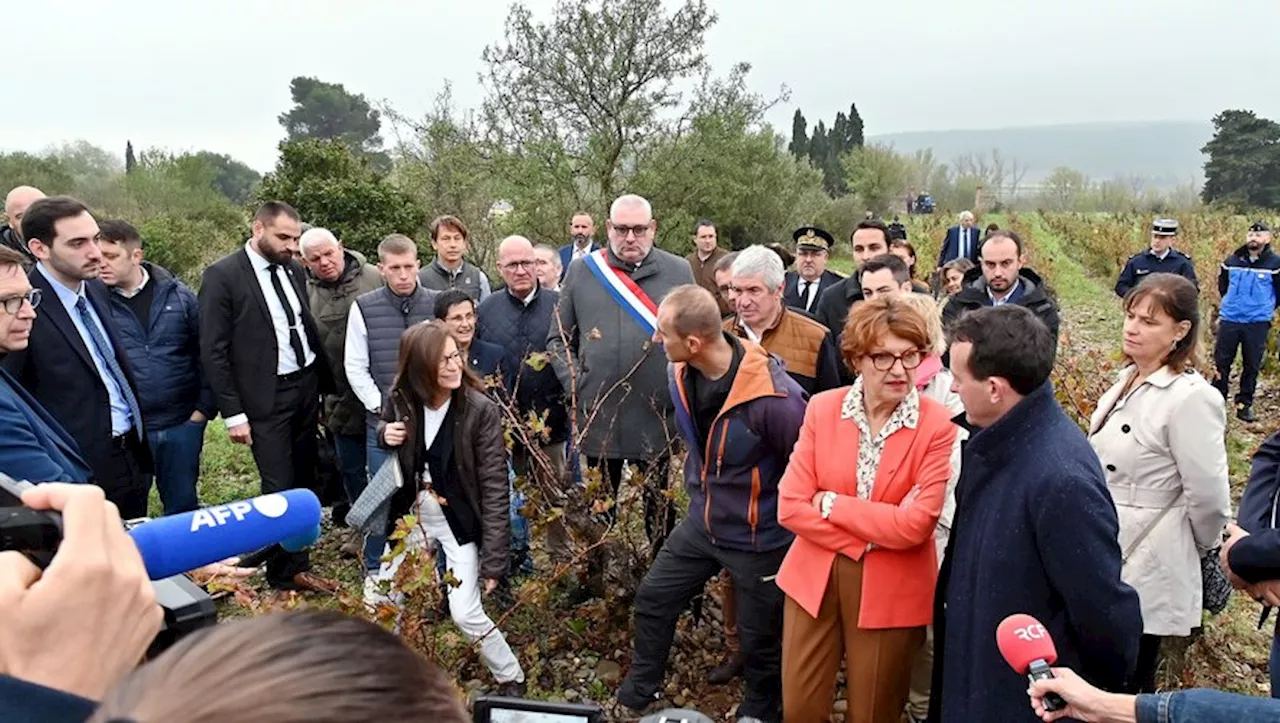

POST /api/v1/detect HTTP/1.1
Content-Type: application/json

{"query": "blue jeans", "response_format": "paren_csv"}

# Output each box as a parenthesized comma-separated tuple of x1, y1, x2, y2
(509, 462, 532, 575)
(360, 421, 392, 571)
(146, 419, 205, 516)
(332, 432, 368, 510)
(1136, 689, 1280, 722)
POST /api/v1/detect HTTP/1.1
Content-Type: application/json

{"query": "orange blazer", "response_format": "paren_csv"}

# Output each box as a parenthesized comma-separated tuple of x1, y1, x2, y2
(776, 387, 958, 629)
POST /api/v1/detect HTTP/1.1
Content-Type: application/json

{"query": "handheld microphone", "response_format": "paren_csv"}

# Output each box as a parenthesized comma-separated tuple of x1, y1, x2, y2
(129, 490, 322, 580)
(995, 613, 1066, 712)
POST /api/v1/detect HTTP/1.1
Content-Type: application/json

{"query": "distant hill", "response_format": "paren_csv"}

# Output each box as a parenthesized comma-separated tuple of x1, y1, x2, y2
(869, 121, 1211, 188)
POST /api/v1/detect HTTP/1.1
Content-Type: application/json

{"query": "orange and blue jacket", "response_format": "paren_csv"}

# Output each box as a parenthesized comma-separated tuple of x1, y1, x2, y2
(669, 339, 808, 552)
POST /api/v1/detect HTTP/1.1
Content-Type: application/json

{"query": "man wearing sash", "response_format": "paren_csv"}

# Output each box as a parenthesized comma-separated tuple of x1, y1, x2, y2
(548, 194, 695, 586)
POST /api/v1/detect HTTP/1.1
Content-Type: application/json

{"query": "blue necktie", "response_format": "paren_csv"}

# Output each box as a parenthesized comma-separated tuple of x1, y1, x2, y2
(76, 296, 142, 438)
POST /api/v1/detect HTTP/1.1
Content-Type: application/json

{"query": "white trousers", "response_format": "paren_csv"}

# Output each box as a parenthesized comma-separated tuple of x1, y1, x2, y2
(375, 490, 524, 684)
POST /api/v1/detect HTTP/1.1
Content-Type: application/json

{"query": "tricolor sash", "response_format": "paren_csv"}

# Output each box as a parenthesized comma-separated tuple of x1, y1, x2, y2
(583, 249, 658, 335)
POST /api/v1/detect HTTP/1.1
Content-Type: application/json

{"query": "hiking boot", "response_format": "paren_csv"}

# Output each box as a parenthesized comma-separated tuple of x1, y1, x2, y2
(707, 649, 744, 685)
(495, 678, 528, 698)
(1238, 405, 1257, 423)
(608, 692, 670, 720)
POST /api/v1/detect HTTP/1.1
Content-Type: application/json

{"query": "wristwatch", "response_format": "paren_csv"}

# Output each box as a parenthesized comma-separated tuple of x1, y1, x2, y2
(820, 491, 837, 520)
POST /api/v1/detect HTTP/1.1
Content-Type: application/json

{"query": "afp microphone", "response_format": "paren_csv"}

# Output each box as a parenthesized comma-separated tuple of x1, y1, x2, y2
(996, 613, 1066, 713)
(129, 489, 322, 580)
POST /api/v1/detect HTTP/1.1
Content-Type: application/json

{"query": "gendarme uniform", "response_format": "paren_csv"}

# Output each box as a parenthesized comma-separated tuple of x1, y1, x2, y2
(1114, 219, 1197, 297)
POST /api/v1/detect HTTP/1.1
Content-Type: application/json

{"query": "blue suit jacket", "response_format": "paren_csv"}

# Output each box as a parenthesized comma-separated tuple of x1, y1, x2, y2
(0, 367, 92, 483)
(937, 225, 982, 266)
(557, 242, 598, 281)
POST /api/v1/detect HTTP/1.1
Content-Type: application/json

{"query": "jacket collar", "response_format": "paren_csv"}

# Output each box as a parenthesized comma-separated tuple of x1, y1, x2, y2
(309, 249, 366, 289)
(606, 245, 660, 282)
(673, 336, 786, 419)
(965, 380, 1057, 463)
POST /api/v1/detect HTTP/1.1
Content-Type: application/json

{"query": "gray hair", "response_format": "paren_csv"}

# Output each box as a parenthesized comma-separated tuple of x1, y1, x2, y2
(299, 227, 339, 256)
(958, 210, 975, 222)
(609, 194, 653, 222)
(731, 245, 785, 292)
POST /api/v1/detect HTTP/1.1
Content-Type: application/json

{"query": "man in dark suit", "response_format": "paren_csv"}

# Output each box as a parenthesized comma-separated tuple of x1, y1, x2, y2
(0, 244, 93, 483)
(199, 201, 336, 593)
(1, 197, 151, 516)
(782, 226, 843, 315)
(937, 211, 981, 267)
(557, 211, 598, 281)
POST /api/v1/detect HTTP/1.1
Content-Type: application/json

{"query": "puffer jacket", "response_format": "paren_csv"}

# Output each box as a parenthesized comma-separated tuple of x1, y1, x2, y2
(475, 287, 567, 445)
(941, 266, 1061, 339)
(379, 385, 510, 580)
(306, 250, 383, 436)
(670, 338, 807, 552)
(104, 262, 215, 431)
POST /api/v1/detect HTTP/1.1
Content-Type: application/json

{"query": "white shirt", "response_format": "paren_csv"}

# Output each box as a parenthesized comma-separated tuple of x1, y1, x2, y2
(344, 302, 383, 413)
(419, 400, 452, 485)
(511, 286, 537, 307)
(225, 243, 317, 429)
(110, 265, 150, 299)
(797, 276, 819, 310)
(988, 278, 1022, 306)
(959, 227, 972, 258)
(573, 241, 593, 260)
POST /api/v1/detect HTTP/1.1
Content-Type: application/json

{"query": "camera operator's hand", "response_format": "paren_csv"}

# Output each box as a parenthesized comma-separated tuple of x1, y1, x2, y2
(1028, 668, 1137, 723)
(0, 484, 163, 700)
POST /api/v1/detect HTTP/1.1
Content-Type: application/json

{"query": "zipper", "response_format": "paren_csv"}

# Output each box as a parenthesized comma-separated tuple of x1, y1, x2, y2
(748, 465, 760, 548)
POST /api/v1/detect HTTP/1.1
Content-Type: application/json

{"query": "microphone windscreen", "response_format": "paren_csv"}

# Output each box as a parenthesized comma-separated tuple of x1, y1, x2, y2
(129, 490, 322, 580)
(995, 613, 1059, 674)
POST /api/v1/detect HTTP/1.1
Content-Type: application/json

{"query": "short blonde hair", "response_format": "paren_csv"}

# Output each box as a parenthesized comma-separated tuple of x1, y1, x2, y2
(894, 293, 946, 355)
(839, 296, 931, 372)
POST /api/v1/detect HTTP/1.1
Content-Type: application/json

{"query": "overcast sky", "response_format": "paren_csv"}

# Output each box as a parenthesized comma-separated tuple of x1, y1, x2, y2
(4, 0, 1276, 171)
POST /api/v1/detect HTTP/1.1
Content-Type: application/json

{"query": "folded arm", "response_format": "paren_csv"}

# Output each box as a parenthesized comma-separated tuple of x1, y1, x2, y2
(826, 423, 957, 549)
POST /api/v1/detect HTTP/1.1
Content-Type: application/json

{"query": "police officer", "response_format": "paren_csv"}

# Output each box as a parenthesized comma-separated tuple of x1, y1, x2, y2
(1114, 218, 1197, 297)
(1213, 220, 1280, 423)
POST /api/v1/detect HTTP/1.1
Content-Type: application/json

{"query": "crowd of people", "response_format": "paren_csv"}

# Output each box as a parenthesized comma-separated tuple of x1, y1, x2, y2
(1, 182, 1280, 722)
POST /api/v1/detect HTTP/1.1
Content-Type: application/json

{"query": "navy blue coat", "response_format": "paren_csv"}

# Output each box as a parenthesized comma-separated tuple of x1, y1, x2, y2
(103, 262, 216, 431)
(0, 367, 92, 483)
(1232, 431, 1280, 582)
(475, 288, 567, 445)
(932, 382, 1142, 723)
(937, 225, 982, 266)
(468, 338, 504, 380)
(0, 675, 96, 723)
(1114, 249, 1197, 297)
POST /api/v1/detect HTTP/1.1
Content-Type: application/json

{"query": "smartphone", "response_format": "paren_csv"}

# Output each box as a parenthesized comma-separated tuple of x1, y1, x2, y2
(0, 473, 64, 569)
(471, 696, 604, 723)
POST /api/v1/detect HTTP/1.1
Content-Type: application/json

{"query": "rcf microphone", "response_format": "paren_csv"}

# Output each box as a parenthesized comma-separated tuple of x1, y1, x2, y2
(996, 613, 1066, 712)
(129, 490, 322, 580)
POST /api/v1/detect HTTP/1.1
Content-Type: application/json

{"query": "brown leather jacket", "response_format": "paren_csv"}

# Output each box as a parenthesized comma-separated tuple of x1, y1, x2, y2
(377, 385, 511, 579)
(687, 247, 731, 316)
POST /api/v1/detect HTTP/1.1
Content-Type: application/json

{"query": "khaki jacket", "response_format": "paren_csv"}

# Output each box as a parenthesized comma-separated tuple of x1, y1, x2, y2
(1088, 366, 1231, 636)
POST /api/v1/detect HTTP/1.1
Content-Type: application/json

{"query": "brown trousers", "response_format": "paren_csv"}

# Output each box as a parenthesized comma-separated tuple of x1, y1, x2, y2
(781, 555, 924, 723)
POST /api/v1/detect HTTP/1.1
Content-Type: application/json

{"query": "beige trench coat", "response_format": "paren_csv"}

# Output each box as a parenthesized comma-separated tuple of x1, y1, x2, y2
(1088, 366, 1230, 636)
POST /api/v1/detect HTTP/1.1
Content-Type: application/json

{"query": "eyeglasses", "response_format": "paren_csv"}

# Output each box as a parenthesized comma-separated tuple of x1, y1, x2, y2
(868, 349, 923, 371)
(0, 289, 40, 315)
(501, 260, 536, 271)
(611, 224, 650, 238)
(439, 350, 464, 368)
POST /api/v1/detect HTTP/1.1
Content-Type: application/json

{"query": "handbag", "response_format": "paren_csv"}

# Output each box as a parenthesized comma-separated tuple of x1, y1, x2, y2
(1122, 495, 1231, 615)
(346, 456, 403, 535)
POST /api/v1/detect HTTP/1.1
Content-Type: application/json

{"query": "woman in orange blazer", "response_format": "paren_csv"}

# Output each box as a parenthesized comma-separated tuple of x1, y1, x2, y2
(777, 296, 958, 723)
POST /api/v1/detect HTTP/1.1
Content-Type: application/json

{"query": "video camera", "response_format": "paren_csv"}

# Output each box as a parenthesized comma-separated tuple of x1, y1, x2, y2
(0, 473, 217, 657)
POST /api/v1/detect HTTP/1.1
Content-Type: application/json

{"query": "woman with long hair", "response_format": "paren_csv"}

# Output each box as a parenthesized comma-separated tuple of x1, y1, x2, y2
(373, 321, 526, 695)
(1088, 273, 1230, 693)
